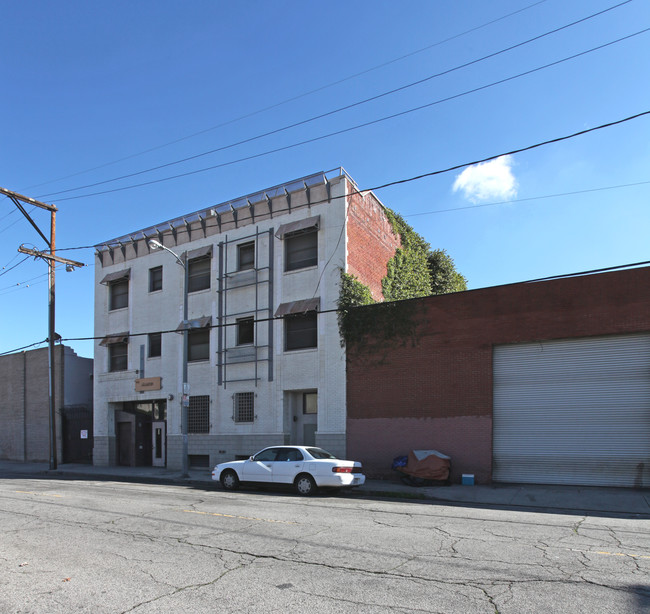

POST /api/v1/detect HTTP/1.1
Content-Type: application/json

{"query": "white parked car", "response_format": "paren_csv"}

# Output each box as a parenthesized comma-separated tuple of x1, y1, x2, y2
(212, 445, 366, 496)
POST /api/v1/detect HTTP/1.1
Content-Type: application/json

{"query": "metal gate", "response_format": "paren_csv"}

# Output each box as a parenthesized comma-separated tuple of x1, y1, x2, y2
(61, 405, 93, 464)
(493, 334, 650, 487)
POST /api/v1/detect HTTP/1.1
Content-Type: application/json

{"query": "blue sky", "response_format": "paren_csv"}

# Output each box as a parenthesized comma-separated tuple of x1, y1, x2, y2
(2, 0, 649, 359)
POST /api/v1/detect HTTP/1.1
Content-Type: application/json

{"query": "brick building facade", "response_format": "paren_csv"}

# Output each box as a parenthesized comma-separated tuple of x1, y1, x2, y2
(347, 267, 650, 486)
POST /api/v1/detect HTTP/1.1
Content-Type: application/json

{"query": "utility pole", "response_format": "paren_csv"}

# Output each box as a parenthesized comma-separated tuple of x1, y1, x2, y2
(1, 187, 84, 470)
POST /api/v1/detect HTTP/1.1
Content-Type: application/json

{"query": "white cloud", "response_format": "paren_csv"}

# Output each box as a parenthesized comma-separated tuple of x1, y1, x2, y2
(452, 155, 518, 203)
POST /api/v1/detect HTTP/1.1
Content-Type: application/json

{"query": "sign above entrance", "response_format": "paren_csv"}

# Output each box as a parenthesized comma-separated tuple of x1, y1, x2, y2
(135, 377, 162, 392)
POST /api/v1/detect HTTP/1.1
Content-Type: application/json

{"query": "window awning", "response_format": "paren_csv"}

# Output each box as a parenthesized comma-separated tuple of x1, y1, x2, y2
(274, 298, 320, 317)
(275, 215, 320, 239)
(100, 268, 131, 285)
(176, 315, 212, 331)
(99, 332, 129, 346)
(185, 245, 212, 261)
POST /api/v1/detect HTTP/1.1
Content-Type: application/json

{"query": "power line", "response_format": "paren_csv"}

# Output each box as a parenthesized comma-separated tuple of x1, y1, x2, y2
(0, 256, 30, 278)
(525, 260, 650, 283)
(0, 265, 63, 293)
(39, 1, 633, 201)
(6, 254, 647, 355)
(365, 110, 650, 193)
(27, 258, 648, 347)
(0, 339, 48, 357)
(403, 180, 650, 217)
(0, 271, 49, 291)
(1, 253, 22, 270)
(49, 27, 650, 203)
(0, 277, 48, 297)
(52, 112, 650, 255)
(23, 0, 549, 193)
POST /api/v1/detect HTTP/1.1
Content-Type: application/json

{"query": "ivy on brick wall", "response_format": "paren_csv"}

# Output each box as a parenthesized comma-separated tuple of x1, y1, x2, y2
(381, 209, 432, 301)
(337, 270, 422, 351)
(338, 206, 466, 350)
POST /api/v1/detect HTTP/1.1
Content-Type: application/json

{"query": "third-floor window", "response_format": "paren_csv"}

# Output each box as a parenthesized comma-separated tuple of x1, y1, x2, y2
(237, 242, 255, 271)
(285, 229, 317, 271)
(188, 256, 210, 292)
(149, 266, 162, 292)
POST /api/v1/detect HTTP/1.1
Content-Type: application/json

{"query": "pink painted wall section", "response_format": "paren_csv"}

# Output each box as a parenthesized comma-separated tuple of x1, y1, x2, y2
(347, 416, 492, 483)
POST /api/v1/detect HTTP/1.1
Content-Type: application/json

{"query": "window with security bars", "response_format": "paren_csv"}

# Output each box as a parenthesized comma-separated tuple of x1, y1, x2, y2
(234, 392, 254, 423)
(188, 395, 210, 433)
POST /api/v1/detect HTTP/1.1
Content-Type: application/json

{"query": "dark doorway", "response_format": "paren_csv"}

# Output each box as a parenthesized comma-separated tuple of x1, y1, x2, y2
(61, 405, 93, 464)
(117, 421, 134, 466)
(118, 401, 167, 467)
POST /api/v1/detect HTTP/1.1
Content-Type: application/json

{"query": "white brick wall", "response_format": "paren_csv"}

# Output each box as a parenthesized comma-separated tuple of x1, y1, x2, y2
(94, 173, 351, 468)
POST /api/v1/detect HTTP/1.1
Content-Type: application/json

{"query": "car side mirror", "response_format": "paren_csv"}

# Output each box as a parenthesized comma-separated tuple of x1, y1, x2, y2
(249, 456, 254, 461)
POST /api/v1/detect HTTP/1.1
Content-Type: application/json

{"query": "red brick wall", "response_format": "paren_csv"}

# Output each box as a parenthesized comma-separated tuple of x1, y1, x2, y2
(346, 183, 401, 300)
(347, 267, 650, 480)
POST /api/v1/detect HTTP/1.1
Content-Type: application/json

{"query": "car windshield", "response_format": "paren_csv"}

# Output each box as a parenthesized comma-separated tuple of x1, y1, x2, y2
(306, 447, 337, 460)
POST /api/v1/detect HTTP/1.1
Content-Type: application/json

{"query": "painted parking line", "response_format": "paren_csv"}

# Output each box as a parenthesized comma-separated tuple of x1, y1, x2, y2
(15, 490, 63, 498)
(184, 510, 296, 524)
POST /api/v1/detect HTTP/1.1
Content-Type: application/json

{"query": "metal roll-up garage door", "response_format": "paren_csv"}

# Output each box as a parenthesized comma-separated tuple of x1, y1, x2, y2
(493, 334, 650, 487)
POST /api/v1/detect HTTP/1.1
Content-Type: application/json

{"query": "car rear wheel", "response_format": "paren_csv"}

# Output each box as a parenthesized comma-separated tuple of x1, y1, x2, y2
(295, 473, 317, 496)
(220, 469, 240, 491)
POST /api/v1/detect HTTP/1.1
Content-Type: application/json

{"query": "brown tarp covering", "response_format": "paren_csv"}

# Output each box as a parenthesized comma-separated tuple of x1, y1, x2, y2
(402, 450, 450, 480)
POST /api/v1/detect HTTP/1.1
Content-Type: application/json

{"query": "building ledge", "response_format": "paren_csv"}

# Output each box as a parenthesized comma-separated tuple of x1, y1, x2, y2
(97, 369, 138, 383)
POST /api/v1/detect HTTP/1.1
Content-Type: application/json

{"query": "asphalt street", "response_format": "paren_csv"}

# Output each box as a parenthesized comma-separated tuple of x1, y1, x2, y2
(2, 476, 649, 613)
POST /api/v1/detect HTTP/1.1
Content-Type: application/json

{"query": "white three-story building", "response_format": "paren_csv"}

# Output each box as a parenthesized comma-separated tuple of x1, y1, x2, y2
(93, 168, 401, 470)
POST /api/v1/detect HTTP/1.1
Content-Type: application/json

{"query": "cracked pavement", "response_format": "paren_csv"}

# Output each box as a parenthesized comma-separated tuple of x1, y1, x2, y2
(1, 477, 649, 613)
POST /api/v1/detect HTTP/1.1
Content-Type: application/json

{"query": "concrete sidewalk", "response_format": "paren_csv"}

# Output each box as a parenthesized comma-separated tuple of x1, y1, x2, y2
(1, 460, 649, 517)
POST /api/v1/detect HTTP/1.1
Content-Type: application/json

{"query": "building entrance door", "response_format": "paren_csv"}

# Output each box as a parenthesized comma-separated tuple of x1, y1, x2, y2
(151, 421, 166, 467)
(117, 421, 134, 466)
(290, 391, 317, 446)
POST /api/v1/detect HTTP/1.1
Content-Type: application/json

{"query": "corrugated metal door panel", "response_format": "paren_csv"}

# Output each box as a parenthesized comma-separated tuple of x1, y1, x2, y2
(493, 334, 650, 487)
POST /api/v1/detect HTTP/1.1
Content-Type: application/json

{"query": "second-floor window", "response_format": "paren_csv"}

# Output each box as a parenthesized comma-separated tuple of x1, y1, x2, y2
(236, 317, 254, 345)
(188, 256, 210, 292)
(188, 328, 210, 362)
(148, 333, 161, 358)
(285, 311, 318, 351)
(149, 266, 162, 292)
(109, 280, 128, 310)
(109, 342, 128, 372)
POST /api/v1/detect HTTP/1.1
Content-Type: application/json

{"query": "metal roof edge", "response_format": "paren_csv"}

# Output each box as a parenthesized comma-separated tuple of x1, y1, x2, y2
(95, 167, 355, 252)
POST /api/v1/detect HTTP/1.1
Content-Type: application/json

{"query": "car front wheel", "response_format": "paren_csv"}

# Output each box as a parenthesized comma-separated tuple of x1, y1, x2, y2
(295, 473, 317, 496)
(220, 469, 240, 491)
